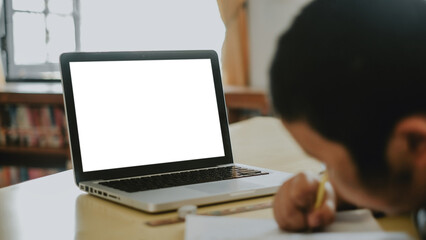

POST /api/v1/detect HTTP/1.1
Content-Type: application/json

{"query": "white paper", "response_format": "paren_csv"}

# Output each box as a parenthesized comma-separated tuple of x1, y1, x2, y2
(185, 209, 413, 240)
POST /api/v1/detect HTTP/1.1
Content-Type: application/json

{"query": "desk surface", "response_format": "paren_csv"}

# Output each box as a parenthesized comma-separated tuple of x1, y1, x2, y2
(0, 117, 419, 240)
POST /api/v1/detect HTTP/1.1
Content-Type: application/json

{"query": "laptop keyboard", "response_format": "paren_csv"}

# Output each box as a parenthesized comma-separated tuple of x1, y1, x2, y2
(98, 166, 269, 193)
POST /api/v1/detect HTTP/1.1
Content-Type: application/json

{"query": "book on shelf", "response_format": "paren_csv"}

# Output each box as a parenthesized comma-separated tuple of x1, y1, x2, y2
(0, 165, 65, 188)
(0, 104, 68, 148)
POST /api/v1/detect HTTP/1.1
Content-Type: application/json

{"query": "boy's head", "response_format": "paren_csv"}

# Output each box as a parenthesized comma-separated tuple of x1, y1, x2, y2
(270, 0, 426, 212)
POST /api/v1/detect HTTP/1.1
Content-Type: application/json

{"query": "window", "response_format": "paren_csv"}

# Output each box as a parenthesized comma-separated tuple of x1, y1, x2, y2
(2, 0, 225, 81)
(4, 0, 78, 80)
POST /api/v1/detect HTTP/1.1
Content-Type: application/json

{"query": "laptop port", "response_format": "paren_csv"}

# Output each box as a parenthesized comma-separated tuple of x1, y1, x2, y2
(108, 194, 118, 199)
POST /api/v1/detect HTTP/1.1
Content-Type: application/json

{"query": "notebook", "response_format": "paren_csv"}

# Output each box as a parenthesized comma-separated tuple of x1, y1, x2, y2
(60, 50, 291, 213)
(185, 209, 413, 240)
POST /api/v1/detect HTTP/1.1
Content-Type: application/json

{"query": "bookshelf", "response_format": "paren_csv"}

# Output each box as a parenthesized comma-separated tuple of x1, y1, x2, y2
(0, 82, 70, 186)
(0, 83, 269, 186)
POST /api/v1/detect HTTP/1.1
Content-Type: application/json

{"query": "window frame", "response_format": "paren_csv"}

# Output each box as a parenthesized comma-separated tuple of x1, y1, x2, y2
(3, 0, 80, 82)
(1, 0, 7, 74)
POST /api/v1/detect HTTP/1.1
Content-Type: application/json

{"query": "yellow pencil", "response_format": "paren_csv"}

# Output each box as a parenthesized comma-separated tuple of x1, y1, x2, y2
(314, 172, 328, 210)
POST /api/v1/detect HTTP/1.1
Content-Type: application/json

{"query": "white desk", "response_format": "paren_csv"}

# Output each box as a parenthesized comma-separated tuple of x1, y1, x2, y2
(0, 117, 419, 239)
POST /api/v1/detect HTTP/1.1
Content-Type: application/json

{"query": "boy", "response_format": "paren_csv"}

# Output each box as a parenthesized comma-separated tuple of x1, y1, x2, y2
(270, 0, 426, 237)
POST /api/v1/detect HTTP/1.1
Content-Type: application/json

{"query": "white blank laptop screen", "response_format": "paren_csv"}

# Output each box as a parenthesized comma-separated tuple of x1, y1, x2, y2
(69, 59, 225, 172)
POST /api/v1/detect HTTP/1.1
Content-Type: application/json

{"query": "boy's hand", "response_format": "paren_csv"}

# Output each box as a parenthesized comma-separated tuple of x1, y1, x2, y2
(273, 172, 336, 231)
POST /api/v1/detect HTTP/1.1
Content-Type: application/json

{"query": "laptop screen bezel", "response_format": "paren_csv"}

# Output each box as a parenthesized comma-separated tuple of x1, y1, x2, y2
(60, 50, 234, 185)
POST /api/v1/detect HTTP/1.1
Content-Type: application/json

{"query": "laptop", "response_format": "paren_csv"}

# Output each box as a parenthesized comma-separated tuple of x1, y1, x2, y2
(60, 50, 291, 213)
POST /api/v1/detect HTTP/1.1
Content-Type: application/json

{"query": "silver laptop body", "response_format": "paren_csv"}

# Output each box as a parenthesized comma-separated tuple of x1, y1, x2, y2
(60, 50, 291, 212)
